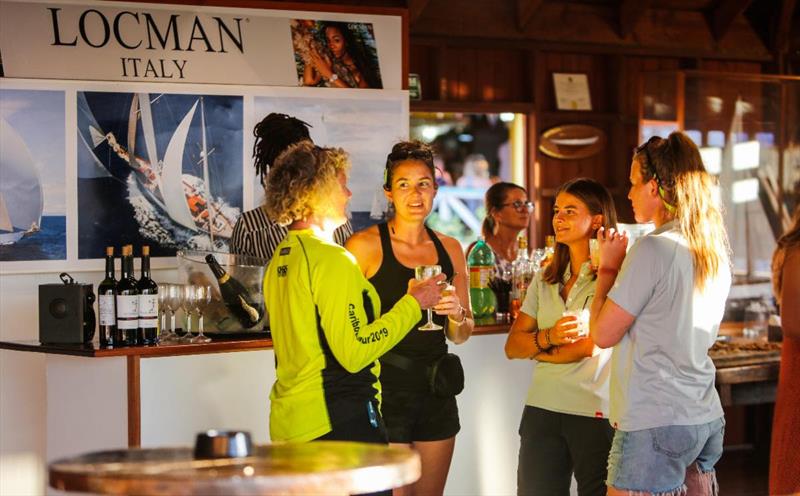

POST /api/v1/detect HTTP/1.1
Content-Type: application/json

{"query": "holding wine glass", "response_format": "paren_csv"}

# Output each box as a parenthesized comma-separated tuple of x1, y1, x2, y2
(415, 264, 443, 331)
(191, 285, 213, 344)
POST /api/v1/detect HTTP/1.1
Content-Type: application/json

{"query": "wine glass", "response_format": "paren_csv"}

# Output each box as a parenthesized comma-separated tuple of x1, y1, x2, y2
(166, 284, 184, 342)
(415, 264, 443, 331)
(191, 285, 213, 344)
(180, 284, 196, 343)
(157, 284, 172, 342)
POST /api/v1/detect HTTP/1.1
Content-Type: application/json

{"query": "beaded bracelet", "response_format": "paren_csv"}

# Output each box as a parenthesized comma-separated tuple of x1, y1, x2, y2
(545, 328, 554, 348)
(448, 306, 467, 325)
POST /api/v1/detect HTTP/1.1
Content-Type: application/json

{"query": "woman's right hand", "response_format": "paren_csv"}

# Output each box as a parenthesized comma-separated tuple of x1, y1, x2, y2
(547, 315, 581, 345)
(407, 274, 446, 309)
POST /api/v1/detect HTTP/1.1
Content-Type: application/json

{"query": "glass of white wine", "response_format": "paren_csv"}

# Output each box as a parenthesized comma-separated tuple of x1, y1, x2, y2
(191, 285, 213, 344)
(415, 264, 443, 331)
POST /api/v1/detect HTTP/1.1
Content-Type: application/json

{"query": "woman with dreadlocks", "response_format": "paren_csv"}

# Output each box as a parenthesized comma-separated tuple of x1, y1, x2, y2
(230, 113, 353, 260)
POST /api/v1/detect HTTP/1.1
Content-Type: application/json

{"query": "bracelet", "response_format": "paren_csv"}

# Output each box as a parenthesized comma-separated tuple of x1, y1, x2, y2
(533, 330, 545, 355)
(598, 267, 619, 277)
(448, 306, 467, 325)
(544, 328, 554, 348)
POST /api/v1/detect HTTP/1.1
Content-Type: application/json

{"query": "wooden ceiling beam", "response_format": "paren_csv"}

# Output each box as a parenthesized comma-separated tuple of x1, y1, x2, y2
(618, 0, 649, 39)
(706, 0, 753, 41)
(773, 0, 798, 54)
(517, 0, 544, 32)
(407, 0, 431, 25)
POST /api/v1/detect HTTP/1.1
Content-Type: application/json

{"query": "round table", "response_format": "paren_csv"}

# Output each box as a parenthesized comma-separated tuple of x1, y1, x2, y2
(49, 441, 420, 495)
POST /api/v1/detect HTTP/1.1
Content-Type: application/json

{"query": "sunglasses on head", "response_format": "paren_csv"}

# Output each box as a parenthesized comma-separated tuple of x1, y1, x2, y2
(501, 200, 534, 212)
(635, 136, 676, 213)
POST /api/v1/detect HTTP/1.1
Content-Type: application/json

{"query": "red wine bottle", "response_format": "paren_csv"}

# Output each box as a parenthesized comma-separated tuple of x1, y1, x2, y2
(137, 245, 159, 345)
(97, 246, 117, 347)
(205, 254, 263, 329)
(116, 245, 139, 346)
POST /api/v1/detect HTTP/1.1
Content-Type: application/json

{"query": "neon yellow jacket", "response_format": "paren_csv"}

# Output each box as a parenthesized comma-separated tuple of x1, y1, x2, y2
(264, 229, 422, 442)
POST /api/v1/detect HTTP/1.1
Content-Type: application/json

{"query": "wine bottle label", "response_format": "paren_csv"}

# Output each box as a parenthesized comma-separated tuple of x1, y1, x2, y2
(99, 295, 115, 325)
(138, 294, 158, 328)
(116, 295, 139, 329)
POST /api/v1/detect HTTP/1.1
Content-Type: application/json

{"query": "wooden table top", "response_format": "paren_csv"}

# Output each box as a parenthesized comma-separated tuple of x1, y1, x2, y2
(49, 441, 421, 495)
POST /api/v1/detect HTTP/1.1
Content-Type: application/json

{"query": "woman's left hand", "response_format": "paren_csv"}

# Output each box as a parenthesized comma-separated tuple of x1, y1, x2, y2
(309, 48, 334, 79)
(597, 227, 628, 271)
(433, 284, 462, 317)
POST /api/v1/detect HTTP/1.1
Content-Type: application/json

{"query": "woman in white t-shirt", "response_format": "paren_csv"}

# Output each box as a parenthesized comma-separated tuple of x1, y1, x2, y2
(590, 132, 731, 496)
(505, 178, 617, 496)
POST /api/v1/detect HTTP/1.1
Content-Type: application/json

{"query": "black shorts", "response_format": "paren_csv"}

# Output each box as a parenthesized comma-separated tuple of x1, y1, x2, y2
(315, 400, 388, 445)
(380, 388, 460, 443)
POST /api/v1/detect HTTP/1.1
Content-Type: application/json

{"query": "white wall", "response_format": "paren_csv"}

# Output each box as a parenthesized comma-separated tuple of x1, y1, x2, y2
(0, 267, 534, 495)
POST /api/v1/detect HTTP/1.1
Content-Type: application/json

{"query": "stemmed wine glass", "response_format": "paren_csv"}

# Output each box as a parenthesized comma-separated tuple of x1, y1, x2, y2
(415, 264, 443, 331)
(165, 284, 184, 342)
(180, 284, 196, 343)
(157, 284, 173, 343)
(191, 285, 213, 344)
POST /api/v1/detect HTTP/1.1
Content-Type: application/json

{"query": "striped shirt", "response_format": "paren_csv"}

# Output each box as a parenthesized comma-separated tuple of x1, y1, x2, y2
(229, 206, 353, 261)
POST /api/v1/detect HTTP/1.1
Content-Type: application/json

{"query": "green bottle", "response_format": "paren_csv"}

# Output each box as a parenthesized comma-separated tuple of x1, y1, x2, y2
(467, 237, 497, 320)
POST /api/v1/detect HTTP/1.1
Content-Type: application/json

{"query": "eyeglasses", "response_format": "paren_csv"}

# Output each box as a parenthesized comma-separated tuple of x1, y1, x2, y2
(501, 200, 534, 212)
(635, 136, 676, 213)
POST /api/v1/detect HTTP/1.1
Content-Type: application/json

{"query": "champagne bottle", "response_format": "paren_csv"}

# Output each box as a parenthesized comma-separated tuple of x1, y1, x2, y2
(137, 245, 159, 345)
(205, 254, 262, 329)
(467, 237, 497, 320)
(97, 246, 117, 347)
(116, 245, 139, 346)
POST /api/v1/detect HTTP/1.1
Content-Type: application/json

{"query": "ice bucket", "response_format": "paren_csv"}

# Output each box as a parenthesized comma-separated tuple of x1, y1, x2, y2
(177, 250, 270, 334)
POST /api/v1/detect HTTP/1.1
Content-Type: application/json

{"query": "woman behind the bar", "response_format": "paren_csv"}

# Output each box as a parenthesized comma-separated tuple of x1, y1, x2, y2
(468, 182, 533, 276)
(346, 141, 474, 496)
(769, 204, 800, 495)
(504, 178, 616, 496)
(263, 142, 444, 446)
(230, 113, 352, 261)
(590, 132, 731, 496)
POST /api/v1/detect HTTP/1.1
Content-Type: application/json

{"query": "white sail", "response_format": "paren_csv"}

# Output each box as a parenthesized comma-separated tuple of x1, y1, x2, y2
(138, 93, 160, 170)
(159, 101, 200, 231)
(0, 116, 43, 242)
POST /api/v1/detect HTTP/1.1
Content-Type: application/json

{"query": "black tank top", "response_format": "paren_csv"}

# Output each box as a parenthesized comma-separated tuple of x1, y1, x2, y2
(370, 222, 454, 390)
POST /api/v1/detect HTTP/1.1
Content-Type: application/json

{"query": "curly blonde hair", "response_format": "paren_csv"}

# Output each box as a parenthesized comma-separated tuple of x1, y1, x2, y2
(264, 142, 350, 226)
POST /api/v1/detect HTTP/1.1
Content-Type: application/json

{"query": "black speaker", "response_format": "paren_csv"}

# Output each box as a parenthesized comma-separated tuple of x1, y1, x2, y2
(39, 274, 96, 344)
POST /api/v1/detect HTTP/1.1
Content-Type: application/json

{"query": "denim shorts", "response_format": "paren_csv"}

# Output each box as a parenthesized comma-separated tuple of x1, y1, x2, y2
(607, 417, 725, 494)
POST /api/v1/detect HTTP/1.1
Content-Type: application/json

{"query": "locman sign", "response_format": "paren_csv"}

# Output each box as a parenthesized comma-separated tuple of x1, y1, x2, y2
(0, 0, 401, 88)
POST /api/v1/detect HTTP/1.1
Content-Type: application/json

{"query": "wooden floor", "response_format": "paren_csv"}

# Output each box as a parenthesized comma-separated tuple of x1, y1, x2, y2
(716, 449, 770, 496)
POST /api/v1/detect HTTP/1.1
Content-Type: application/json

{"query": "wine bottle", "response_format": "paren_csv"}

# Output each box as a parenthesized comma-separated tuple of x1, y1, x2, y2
(97, 246, 117, 347)
(116, 245, 139, 346)
(205, 254, 262, 329)
(137, 245, 159, 345)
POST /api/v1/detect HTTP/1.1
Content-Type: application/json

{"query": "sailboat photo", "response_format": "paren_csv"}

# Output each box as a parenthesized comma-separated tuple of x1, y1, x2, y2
(0, 116, 42, 245)
(0, 88, 66, 263)
(77, 92, 243, 258)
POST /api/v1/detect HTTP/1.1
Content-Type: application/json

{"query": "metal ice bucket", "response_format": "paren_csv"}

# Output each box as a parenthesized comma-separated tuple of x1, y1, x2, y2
(177, 250, 269, 333)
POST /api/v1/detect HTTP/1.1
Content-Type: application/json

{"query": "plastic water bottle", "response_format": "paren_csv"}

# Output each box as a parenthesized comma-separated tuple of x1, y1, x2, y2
(467, 237, 497, 320)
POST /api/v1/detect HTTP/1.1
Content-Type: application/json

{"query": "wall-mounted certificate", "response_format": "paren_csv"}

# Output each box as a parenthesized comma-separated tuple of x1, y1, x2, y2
(553, 73, 592, 111)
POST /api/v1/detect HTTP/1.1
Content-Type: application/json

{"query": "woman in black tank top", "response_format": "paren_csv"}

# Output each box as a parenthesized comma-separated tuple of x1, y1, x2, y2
(346, 141, 474, 496)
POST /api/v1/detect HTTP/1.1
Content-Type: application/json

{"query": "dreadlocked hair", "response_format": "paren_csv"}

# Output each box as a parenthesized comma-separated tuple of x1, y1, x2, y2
(252, 113, 312, 180)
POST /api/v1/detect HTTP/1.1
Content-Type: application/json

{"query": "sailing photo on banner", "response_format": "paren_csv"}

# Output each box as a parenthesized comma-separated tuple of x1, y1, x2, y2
(0, 89, 67, 262)
(77, 92, 243, 259)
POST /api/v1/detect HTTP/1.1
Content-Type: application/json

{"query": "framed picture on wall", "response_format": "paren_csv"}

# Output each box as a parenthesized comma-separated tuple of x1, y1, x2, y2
(553, 73, 592, 111)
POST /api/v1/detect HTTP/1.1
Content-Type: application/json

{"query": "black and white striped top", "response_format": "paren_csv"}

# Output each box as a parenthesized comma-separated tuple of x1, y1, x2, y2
(230, 206, 353, 261)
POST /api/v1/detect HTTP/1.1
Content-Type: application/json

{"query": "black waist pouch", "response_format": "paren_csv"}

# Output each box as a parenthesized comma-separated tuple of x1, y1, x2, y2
(427, 353, 465, 398)
(382, 352, 464, 398)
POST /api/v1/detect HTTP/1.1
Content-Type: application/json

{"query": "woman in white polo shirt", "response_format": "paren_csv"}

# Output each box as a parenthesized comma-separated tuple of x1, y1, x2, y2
(505, 178, 617, 496)
(590, 132, 731, 496)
